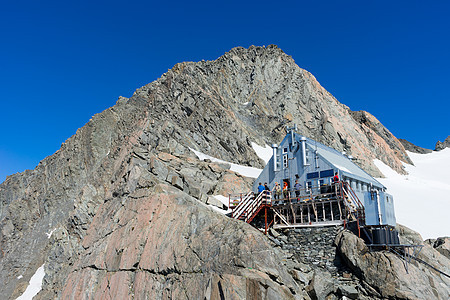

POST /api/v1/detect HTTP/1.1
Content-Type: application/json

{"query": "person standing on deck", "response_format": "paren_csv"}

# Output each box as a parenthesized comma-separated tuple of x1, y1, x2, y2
(332, 172, 340, 194)
(257, 182, 265, 194)
(264, 183, 270, 199)
(272, 182, 281, 199)
(283, 181, 289, 198)
(333, 172, 339, 183)
(294, 180, 302, 198)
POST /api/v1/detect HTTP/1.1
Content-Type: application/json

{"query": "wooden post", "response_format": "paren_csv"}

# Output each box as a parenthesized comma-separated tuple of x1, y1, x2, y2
(300, 204, 303, 224)
(264, 206, 268, 235)
(357, 218, 360, 238)
(307, 204, 311, 224)
(322, 202, 326, 221)
(330, 202, 334, 221)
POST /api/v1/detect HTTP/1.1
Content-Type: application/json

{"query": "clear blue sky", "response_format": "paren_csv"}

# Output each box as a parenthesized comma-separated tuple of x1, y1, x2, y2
(1, 0, 449, 183)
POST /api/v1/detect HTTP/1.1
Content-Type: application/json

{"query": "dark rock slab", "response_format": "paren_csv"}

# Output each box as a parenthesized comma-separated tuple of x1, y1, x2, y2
(399, 138, 433, 154)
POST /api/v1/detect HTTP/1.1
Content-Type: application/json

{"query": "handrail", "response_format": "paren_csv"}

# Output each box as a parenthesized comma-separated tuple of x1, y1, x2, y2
(232, 192, 255, 218)
(232, 191, 271, 222)
(233, 191, 262, 219)
(248, 192, 267, 219)
(339, 182, 360, 210)
(342, 181, 364, 209)
(242, 192, 264, 222)
(338, 181, 366, 224)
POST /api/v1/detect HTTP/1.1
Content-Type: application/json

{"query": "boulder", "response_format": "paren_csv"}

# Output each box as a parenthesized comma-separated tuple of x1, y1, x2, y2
(337, 285, 359, 299)
(305, 269, 336, 300)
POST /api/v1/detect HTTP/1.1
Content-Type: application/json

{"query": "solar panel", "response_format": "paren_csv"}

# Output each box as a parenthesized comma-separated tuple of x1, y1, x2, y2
(307, 172, 319, 179)
(320, 169, 334, 178)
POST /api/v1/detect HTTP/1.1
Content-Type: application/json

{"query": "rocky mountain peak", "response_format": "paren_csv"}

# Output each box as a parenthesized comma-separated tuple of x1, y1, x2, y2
(2, 46, 446, 299)
(131, 45, 410, 177)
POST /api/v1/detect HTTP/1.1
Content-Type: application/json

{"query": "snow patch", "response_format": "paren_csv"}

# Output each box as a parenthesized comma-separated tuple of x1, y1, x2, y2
(17, 275, 23, 280)
(229, 164, 262, 179)
(45, 228, 56, 239)
(374, 148, 450, 240)
(208, 204, 232, 214)
(251, 142, 273, 164)
(190, 148, 262, 178)
(213, 195, 230, 207)
(16, 264, 45, 300)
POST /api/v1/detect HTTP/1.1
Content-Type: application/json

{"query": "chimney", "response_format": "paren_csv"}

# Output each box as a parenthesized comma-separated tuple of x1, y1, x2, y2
(272, 144, 278, 172)
(300, 137, 307, 167)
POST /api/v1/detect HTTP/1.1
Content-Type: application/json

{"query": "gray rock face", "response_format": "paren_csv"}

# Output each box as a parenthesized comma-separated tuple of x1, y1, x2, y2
(398, 138, 433, 154)
(435, 135, 450, 151)
(0, 45, 427, 298)
(335, 229, 450, 300)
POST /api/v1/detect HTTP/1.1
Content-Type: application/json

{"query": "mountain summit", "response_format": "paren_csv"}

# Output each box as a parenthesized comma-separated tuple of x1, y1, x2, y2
(1, 46, 448, 299)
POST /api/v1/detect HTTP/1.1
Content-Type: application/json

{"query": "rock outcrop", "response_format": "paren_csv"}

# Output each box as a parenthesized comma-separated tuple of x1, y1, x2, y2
(398, 138, 433, 154)
(335, 227, 450, 300)
(1, 45, 439, 299)
(426, 237, 450, 259)
(435, 135, 450, 151)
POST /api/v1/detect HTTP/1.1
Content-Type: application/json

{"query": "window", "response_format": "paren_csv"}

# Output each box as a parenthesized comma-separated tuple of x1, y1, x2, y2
(319, 179, 324, 185)
(306, 181, 312, 191)
(283, 147, 288, 154)
(371, 191, 377, 201)
(283, 154, 288, 168)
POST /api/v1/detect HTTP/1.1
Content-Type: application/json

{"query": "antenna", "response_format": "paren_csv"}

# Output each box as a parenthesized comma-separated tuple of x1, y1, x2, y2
(286, 124, 297, 149)
(314, 139, 319, 169)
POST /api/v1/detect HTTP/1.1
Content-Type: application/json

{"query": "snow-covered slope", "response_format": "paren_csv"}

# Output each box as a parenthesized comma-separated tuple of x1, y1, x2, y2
(374, 148, 450, 240)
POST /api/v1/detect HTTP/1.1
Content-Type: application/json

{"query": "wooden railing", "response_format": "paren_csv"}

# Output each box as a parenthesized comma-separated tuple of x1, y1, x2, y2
(231, 191, 271, 223)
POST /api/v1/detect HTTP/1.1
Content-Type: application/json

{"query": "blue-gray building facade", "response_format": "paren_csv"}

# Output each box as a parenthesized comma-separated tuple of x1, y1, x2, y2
(253, 132, 397, 226)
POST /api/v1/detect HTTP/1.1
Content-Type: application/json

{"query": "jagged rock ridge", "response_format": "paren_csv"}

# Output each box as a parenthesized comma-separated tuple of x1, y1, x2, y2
(1, 45, 448, 299)
(398, 138, 433, 154)
(435, 135, 450, 151)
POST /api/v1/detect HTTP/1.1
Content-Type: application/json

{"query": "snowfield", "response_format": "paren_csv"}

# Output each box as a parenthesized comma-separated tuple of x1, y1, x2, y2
(374, 148, 450, 240)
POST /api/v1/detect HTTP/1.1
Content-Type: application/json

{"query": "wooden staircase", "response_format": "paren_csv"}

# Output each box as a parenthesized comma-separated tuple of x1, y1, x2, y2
(231, 191, 270, 223)
(337, 181, 365, 224)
